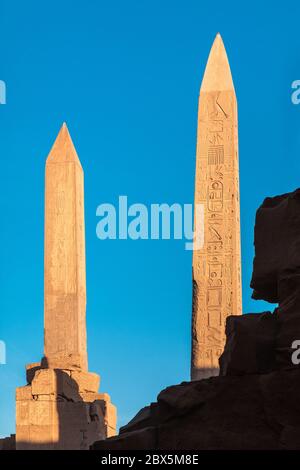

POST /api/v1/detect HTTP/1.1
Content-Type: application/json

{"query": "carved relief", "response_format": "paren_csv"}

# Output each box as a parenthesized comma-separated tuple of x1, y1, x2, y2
(192, 82, 242, 379)
(208, 181, 223, 212)
(208, 145, 224, 165)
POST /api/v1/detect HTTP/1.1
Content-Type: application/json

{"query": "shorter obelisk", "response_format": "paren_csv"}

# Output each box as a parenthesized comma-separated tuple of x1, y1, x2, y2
(191, 34, 242, 381)
(16, 124, 116, 449)
(44, 123, 87, 371)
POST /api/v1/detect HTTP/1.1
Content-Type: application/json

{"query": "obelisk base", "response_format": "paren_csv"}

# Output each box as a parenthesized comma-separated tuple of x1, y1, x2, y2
(16, 366, 116, 450)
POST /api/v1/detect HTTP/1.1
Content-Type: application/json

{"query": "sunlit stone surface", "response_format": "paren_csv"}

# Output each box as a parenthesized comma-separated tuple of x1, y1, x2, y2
(16, 124, 116, 449)
(191, 35, 242, 380)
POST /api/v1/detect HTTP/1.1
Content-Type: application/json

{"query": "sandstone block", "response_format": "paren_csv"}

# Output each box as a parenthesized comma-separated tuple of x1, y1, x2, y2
(251, 189, 300, 302)
(56, 369, 82, 401)
(26, 362, 41, 384)
(31, 369, 56, 396)
(97, 399, 117, 435)
(31, 368, 82, 401)
(41, 354, 84, 371)
(80, 391, 103, 402)
(16, 401, 30, 426)
(29, 400, 56, 426)
(16, 385, 32, 401)
(219, 312, 277, 376)
(0, 435, 15, 450)
(70, 370, 100, 393)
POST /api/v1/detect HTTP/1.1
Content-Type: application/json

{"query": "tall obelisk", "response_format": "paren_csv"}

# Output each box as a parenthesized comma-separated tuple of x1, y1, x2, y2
(191, 34, 242, 381)
(16, 124, 116, 449)
(44, 123, 87, 371)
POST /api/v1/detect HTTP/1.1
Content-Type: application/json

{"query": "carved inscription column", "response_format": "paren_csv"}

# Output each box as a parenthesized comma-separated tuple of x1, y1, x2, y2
(44, 123, 88, 371)
(15, 124, 117, 450)
(191, 34, 242, 380)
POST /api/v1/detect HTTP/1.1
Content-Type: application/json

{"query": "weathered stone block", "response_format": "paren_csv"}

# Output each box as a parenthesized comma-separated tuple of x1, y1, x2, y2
(29, 400, 56, 426)
(16, 401, 30, 426)
(16, 385, 32, 401)
(219, 312, 277, 376)
(29, 424, 58, 447)
(70, 370, 100, 393)
(0, 434, 16, 450)
(80, 391, 102, 402)
(98, 399, 117, 436)
(56, 369, 82, 401)
(41, 354, 84, 371)
(30, 368, 82, 401)
(31, 369, 56, 396)
(26, 362, 41, 384)
(15, 426, 31, 448)
(251, 189, 300, 303)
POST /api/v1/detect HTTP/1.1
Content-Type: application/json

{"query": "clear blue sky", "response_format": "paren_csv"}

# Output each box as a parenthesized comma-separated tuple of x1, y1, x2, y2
(0, 0, 300, 437)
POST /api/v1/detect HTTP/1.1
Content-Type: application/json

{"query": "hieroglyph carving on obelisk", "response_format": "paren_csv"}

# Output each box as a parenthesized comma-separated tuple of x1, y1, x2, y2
(16, 124, 116, 449)
(44, 123, 87, 371)
(191, 34, 242, 381)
